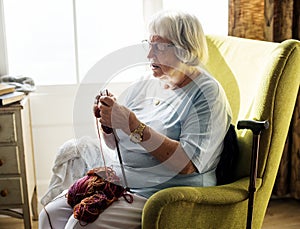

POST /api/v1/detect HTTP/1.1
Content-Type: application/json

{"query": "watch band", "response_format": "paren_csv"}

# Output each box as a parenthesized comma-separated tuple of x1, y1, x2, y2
(130, 122, 146, 143)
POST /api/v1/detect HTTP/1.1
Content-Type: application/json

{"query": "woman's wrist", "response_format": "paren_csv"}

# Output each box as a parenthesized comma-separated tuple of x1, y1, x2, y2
(128, 112, 141, 133)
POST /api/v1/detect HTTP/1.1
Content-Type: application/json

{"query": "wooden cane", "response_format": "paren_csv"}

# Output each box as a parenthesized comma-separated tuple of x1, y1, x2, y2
(237, 120, 269, 229)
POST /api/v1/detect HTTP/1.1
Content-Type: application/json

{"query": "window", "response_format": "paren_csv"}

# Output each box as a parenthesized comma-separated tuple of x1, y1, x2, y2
(3, 0, 77, 85)
(1, 0, 228, 86)
(76, 0, 144, 82)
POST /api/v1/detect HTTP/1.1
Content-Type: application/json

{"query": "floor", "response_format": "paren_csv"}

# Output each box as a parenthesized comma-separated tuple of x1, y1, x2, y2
(0, 198, 299, 228)
(262, 198, 300, 229)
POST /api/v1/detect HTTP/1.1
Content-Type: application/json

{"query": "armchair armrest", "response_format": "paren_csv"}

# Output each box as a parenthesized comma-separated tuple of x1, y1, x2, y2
(142, 177, 262, 228)
(142, 120, 267, 229)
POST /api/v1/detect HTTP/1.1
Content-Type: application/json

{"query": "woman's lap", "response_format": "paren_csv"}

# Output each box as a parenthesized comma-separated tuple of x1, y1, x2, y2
(39, 190, 147, 229)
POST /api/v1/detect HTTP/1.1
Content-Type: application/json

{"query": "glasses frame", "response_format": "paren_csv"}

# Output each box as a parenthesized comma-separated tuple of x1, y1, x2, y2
(142, 39, 175, 54)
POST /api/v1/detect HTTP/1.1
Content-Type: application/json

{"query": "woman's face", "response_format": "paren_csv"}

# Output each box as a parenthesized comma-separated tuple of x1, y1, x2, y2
(147, 35, 183, 80)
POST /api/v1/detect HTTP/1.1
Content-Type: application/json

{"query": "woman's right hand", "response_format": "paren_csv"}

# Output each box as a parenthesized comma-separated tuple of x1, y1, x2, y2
(93, 90, 116, 134)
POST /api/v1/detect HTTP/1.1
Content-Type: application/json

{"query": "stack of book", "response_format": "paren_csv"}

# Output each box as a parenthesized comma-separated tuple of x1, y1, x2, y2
(0, 83, 25, 106)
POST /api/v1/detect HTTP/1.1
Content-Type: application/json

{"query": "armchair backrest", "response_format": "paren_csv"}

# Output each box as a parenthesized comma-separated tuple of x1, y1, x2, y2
(205, 35, 300, 180)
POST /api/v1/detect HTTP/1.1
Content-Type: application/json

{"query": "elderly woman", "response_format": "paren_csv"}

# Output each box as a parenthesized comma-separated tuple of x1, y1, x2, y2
(39, 10, 232, 228)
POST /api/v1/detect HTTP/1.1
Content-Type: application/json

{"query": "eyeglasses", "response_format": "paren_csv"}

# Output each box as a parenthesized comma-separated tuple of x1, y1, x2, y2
(142, 39, 175, 53)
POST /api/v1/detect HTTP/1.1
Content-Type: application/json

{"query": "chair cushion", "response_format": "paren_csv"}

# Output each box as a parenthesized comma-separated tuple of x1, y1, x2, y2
(216, 124, 239, 185)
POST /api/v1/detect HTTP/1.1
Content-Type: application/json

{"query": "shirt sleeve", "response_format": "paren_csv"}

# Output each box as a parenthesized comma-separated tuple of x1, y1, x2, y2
(180, 79, 232, 174)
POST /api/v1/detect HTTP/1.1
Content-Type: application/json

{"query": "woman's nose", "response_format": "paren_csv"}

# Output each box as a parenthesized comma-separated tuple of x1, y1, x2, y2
(147, 46, 155, 59)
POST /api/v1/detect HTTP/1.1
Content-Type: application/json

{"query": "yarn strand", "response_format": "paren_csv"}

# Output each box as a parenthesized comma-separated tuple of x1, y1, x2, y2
(95, 117, 108, 177)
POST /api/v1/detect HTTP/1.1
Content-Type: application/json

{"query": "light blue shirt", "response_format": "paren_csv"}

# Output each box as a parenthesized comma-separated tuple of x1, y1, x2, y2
(114, 70, 232, 198)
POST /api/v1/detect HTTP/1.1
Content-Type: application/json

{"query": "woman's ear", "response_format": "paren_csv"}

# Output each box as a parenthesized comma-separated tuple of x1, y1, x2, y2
(175, 47, 198, 65)
(175, 47, 189, 63)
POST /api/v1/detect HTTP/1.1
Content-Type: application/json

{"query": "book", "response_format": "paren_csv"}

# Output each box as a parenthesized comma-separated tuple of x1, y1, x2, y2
(0, 91, 25, 106)
(0, 83, 16, 96)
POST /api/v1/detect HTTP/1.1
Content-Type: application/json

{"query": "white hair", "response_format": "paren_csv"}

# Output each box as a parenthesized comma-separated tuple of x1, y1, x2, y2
(148, 10, 208, 66)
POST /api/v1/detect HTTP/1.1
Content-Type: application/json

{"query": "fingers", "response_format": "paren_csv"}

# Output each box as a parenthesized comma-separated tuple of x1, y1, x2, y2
(94, 92, 114, 114)
(94, 95, 100, 104)
(98, 112, 111, 127)
(97, 100, 113, 127)
(94, 90, 116, 125)
(99, 96, 115, 107)
(93, 104, 101, 118)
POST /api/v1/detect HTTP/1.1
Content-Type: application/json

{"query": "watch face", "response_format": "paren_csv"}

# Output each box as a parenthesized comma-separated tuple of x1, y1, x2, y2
(130, 133, 141, 143)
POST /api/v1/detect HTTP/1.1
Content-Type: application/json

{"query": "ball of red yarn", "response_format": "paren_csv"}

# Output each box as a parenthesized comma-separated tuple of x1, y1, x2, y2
(73, 193, 114, 223)
(67, 167, 129, 224)
(67, 175, 93, 208)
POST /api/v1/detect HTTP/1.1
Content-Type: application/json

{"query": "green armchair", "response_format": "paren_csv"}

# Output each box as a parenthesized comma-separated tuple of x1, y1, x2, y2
(142, 35, 300, 229)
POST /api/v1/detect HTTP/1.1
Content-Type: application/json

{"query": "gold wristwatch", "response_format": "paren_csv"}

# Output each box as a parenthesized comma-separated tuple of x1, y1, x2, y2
(130, 122, 146, 143)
